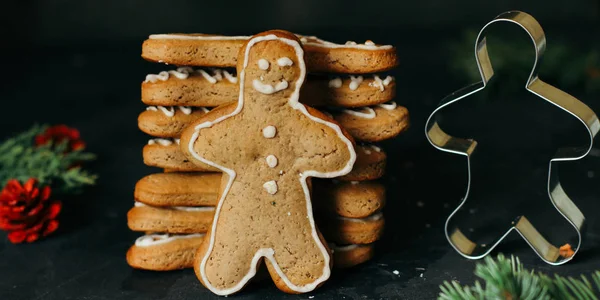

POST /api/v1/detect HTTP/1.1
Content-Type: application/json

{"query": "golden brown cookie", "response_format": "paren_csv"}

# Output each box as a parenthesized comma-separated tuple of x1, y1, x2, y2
(142, 69, 395, 108)
(339, 144, 386, 181)
(319, 212, 385, 245)
(134, 172, 383, 216)
(127, 202, 214, 234)
(331, 102, 410, 142)
(142, 33, 397, 74)
(138, 106, 209, 138)
(314, 180, 385, 218)
(149, 143, 383, 180)
(134, 172, 219, 207)
(138, 104, 405, 141)
(331, 243, 375, 269)
(142, 140, 218, 172)
(126, 235, 374, 271)
(179, 30, 356, 295)
(126, 233, 205, 271)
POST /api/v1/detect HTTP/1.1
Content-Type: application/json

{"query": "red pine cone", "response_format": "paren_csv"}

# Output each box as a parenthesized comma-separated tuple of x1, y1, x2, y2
(35, 125, 86, 151)
(0, 179, 62, 243)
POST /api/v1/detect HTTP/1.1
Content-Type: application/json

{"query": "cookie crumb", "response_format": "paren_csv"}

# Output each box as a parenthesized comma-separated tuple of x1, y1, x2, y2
(309, 296, 314, 299)
(287, 212, 291, 216)
(392, 270, 399, 275)
(420, 273, 423, 278)
(416, 267, 425, 271)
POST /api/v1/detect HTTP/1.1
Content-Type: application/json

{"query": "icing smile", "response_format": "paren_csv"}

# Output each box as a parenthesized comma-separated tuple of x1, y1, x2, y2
(252, 79, 288, 94)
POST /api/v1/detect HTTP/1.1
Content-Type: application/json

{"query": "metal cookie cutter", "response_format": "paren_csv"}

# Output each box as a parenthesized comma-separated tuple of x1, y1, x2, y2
(425, 11, 599, 265)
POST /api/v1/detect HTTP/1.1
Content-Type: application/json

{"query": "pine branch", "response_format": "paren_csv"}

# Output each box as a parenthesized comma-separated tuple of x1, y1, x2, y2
(439, 254, 600, 300)
(0, 125, 97, 194)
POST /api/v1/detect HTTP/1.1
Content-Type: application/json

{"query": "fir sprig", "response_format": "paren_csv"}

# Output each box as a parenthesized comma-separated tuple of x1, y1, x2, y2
(439, 254, 600, 300)
(0, 124, 97, 194)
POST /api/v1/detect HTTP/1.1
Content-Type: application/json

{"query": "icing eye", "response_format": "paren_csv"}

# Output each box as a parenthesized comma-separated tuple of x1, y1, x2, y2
(277, 57, 293, 67)
(258, 59, 269, 70)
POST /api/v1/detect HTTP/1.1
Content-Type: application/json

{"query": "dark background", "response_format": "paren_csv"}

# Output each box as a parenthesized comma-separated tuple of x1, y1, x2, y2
(1, 1, 599, 299)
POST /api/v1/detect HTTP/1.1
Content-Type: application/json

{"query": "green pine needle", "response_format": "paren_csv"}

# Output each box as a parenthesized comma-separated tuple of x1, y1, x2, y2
(0, 124, 97, 194)
(439, 254, 600, 300)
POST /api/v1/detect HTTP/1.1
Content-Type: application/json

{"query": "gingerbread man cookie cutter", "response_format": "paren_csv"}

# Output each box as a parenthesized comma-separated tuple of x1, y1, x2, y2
(425, 11, 599, 265)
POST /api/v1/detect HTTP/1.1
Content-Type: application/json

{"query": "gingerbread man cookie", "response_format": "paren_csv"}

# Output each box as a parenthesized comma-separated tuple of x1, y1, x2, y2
(180, 30, 356, 295)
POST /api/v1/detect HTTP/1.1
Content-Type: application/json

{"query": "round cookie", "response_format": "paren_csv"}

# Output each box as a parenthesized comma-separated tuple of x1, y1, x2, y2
(145, 143, 383, 181)
(138, 106, 209, 138)
(137, 105, 405, 141)
(318, 212, 385, 245)
(142, 33, 397, 74)
(143, 140, 218, 172)
(127, 233, 205, 271)
(134, 173, 219, 207)
(339, 145, 386, 181)
(127, 202, 214, 234)
(331, 102, 410, 142)
(143, 68, 239, 107)
(142, 70, 395, 108)
(314, 180, 385, 218)
(134, 172, 384, 215)
(331, 243, 375, 269)
(127, 236, 374, 271)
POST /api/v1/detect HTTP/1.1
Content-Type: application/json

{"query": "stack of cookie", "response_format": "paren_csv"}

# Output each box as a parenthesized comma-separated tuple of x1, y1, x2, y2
(127, 32, 408, 274)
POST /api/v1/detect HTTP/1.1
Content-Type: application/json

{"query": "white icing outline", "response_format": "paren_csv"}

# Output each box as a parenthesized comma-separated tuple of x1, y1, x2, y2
(146, 106, 175, 117)
(148, 138, 174, 146)
(144, 67, 240, 84)
(342, 107, 376, 119)
(328, 77, 342, 88)
(171, 206, 216, 212)
(178, 106, 192, 115)
(135, 233, 205, 247)
(370, 75, 385, 92)
(197, 69, 217, 83)
(222, 70, 238, 83)
(299, 35, 393, 50)
(134, 201, 215, 212)
(187, 34, 356, 295)
(349, 76, 364, 91)
(337, 212, 383, 223)
(383, 76, 393, 86)
(144, 67, 194, 83)
(378, 101, 397, 110)
(149, 34, 251, 40)
(330, 243, 361, 252)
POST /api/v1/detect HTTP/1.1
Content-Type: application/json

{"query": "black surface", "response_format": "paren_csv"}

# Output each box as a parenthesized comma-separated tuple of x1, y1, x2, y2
(1, 9, 600, 300)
